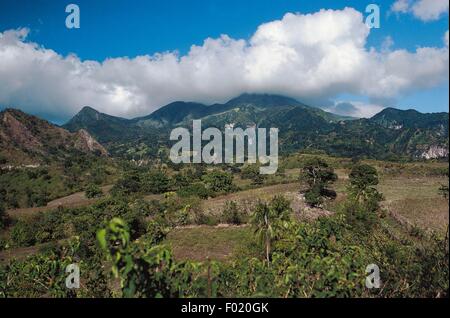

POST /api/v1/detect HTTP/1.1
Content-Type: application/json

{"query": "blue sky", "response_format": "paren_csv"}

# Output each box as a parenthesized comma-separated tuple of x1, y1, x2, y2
(0, 0, 447, 59)
(0, 0, 448, 122)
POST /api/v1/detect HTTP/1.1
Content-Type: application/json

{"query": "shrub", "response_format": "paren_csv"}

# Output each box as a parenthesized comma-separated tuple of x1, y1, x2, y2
(439, 184, 449, 199)
(26, 189, 49, 207)
(222, 201, 245, 225)
(304, 184, 323, 207)
(203, 170, 235, 193)
(11, 220, 35, 247)
(194, 212, 219, 226)
(111, 171, 141, 195)
(177, 182, 211, 199)
(340, 198, 377, 232)
(146, 218, 170, 245)
(173, 173, 190, 189)
(0, 203, 6, 229)
(85, 183, 103, 198)
(241, 165, 266, 185)
(142, 170, 171, 194)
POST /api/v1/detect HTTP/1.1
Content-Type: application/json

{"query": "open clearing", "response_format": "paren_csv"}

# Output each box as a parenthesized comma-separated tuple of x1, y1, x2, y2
(0, 240, 66, 265)
(166, 225, 254, 261)
(6, 185, 113, 220)
(379, 176, 449, 232)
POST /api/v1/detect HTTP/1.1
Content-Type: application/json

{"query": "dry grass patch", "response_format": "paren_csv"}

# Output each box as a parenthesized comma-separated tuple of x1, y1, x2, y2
(378, 176, 448, 233)
(166, 225, 254, 262)
(386, 197, 448, 233)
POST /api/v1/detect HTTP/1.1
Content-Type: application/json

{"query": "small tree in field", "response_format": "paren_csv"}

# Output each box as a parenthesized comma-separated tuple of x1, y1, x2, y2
(300, 157, 337, 207)
(222, 201, 245, 225)
(348, 164, 383, 213)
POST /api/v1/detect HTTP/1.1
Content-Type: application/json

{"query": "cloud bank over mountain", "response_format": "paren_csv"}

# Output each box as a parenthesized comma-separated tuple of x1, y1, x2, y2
(0, 7, 448, 121)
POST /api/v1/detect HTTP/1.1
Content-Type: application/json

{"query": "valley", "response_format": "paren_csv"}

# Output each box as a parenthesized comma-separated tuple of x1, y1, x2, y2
(0, 94, 448, 298)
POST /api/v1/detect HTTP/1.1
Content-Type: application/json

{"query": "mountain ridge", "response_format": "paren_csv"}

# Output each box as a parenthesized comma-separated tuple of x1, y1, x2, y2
(6, 94, 448, 161)
(0, 108, 107, 165)
(65, 93, 354, 130)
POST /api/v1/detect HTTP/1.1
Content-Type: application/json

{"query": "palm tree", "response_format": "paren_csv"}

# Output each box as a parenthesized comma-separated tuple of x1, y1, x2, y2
(252, 202, 273, 264)
(251, 196, 292, 265)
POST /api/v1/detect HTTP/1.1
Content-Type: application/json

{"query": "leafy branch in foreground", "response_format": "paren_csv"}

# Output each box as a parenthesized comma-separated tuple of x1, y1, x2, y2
(97, 218, 209, 297)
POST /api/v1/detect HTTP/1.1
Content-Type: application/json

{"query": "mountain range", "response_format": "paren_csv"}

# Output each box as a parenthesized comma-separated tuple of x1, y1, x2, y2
(0, 94, 448, 164)
(63, 94, 449, 161)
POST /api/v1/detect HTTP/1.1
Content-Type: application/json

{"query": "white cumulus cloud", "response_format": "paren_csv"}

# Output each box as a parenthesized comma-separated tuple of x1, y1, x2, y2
(0, 7, 448, 121)
(391, 0, 449, 21)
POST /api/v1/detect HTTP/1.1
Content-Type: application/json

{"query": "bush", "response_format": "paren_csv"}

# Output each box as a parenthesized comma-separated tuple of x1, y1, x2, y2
(241, 165, 266, 185)
(340, 198, 377, 232)
(177, 182, 211, 199)
(0, 203, 6, 229)
(11, 221, 35, 247)
(85, 184, 103, 199)
(142, 170, 171, 194)
(193, 212, 219, 226)
(111, 171, 141, 195)
(304, 184, 323, 207)
(203, 170, 235, 193)
(26, 189, 49, 207)
(173, 173, 190, 189)
(222, 201, 246, 225)
(0, 237, 7, 251)
(145, 218, 170, 245)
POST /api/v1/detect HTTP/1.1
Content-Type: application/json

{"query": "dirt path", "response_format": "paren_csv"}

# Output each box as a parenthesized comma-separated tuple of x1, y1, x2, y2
(0, 240, 66, 265)
(201, 182, 333, 220)
(6, 185, 113, 220)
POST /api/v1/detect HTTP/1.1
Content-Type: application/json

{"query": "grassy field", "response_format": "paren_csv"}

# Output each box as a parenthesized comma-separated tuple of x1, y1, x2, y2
(379, 176, 448, 232)
(166, 225, 255, 261)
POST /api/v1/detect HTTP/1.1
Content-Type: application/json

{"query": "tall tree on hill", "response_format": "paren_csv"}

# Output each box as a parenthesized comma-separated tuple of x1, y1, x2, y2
(348, 164, 383, 213)
(300, 157, 337, 207)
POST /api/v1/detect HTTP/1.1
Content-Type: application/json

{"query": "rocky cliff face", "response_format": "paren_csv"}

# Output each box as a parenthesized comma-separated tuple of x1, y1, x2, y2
(0, 108, 107, 164)
(420, 146, 449, 159)
(73, 129, 108, 156)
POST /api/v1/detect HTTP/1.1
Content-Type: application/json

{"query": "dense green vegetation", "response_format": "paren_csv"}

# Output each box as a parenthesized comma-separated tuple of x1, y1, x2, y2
(0, 157, 448, 298)
(0, 154, 117, 208)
